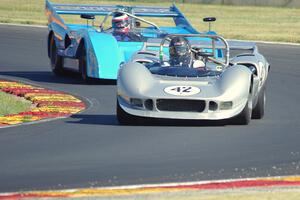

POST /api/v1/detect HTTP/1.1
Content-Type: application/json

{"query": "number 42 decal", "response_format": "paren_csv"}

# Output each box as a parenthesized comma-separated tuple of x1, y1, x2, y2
(164, 86, 200, 96)
(171, 86, 192, 93)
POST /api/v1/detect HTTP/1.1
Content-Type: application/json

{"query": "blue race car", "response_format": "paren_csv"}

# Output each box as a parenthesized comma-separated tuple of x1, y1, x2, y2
(46, 0, 215, 82)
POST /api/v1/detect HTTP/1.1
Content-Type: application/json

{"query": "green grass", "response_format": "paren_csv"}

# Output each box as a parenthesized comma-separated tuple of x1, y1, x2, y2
(0, 0, 299, 43)
(0, 91, 32, 116)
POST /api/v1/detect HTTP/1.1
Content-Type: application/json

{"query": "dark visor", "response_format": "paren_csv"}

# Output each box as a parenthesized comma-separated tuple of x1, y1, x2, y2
(174, 46, 187, 55)
(112, 20, 129, 28)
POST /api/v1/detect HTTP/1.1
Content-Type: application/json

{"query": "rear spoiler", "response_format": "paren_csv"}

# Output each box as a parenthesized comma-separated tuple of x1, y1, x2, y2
(46, 0, 180, 17)
(227, 40, 258, 52)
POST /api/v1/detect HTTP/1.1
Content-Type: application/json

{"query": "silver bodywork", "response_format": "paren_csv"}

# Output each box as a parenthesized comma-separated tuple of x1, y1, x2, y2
(117, 34, 269, 122)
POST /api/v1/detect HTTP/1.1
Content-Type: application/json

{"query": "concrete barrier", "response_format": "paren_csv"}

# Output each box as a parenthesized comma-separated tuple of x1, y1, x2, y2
(181, 0, 300, 7)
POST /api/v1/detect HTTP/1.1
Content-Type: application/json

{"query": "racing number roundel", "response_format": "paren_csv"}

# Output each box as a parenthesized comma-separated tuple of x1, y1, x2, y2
(164, 86, 200, 96)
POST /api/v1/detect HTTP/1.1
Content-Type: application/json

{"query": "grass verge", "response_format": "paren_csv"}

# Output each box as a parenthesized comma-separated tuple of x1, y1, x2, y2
(138, 188, 300, 200)
(0, 0, 299, 43)
(125, 190, 300, 200)
(59, 187, 300, 200)
(0, 91, 32, 117)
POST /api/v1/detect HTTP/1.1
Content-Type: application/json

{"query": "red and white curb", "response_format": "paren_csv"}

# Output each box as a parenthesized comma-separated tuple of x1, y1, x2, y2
(0, 80, 86, 127)
(0, 176, 300, 199)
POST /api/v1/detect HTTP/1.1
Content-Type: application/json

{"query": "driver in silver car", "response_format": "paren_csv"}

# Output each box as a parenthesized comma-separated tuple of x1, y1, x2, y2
(169, 36, 205, 69)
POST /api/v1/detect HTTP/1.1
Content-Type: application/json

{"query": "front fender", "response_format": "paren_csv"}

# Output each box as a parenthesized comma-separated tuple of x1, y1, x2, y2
(118, 62, 155, 98)
(218, 65, 252, 104)
(86, 32, 124, 79)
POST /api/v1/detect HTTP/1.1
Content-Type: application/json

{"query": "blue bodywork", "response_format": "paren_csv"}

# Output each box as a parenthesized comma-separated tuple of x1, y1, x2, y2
(46, 0, 215, 80)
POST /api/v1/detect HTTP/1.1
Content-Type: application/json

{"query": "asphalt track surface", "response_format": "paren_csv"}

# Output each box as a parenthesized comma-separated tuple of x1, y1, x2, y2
(0, 25, 300, 192)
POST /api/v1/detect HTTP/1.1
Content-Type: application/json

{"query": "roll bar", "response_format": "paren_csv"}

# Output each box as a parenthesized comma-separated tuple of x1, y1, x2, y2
(99, 10, 160, 31)
(159, 34, 230, 67)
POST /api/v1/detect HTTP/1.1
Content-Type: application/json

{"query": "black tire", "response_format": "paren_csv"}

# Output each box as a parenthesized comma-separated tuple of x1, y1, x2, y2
(234, 95, 252, 125)
(49, 36, 64, 76)
(252, 86, 266, 119)
(116, 100, 137, 125)
(79, 45, 92, 83)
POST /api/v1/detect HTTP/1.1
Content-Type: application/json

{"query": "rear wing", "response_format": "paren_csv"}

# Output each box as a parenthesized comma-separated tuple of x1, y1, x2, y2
(46, 0, 199, 34)
(46, 0, 180, 18)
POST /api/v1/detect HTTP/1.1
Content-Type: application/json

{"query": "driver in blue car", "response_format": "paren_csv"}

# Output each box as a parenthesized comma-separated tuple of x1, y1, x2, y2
(112, 12, 142, 42)
(169, 36, 205, 69)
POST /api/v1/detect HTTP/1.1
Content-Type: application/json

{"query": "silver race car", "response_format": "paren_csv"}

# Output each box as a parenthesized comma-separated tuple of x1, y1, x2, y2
(116, 34, 269, 125)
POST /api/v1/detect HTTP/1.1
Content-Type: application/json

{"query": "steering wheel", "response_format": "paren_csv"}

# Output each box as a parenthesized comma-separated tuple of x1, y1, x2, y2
(191, 47, 214, 57)
(191, 47, 226, 66)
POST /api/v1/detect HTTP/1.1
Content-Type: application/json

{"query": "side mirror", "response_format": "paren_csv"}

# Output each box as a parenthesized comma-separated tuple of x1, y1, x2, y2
(80, 14, 95, 20)
(81, 14, 95, 27)
(203, 17, 216, 32)
(135, 21, 141, 28)
(203, 17, 216, 22)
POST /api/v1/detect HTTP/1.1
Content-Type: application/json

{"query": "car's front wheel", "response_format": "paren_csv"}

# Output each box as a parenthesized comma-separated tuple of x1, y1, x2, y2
(117, 100, 139, 125)
(79, 45, 92, 83)
(234, 94, 252, 125)
(252, 86, 266, 119)
(49, 36, 65, 76)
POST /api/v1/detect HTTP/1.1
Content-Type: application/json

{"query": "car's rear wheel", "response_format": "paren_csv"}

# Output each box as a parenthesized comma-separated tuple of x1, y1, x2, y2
(252, 86, 266, 119)
(79, 45, 92, 83)
(49, 36, 65, 76)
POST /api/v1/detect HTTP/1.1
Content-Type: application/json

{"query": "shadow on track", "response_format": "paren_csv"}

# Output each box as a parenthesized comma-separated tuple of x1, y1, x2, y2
(0, 71, 116, 85)
(69, 114, 119, 126)
(67, 114, 227, 127)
